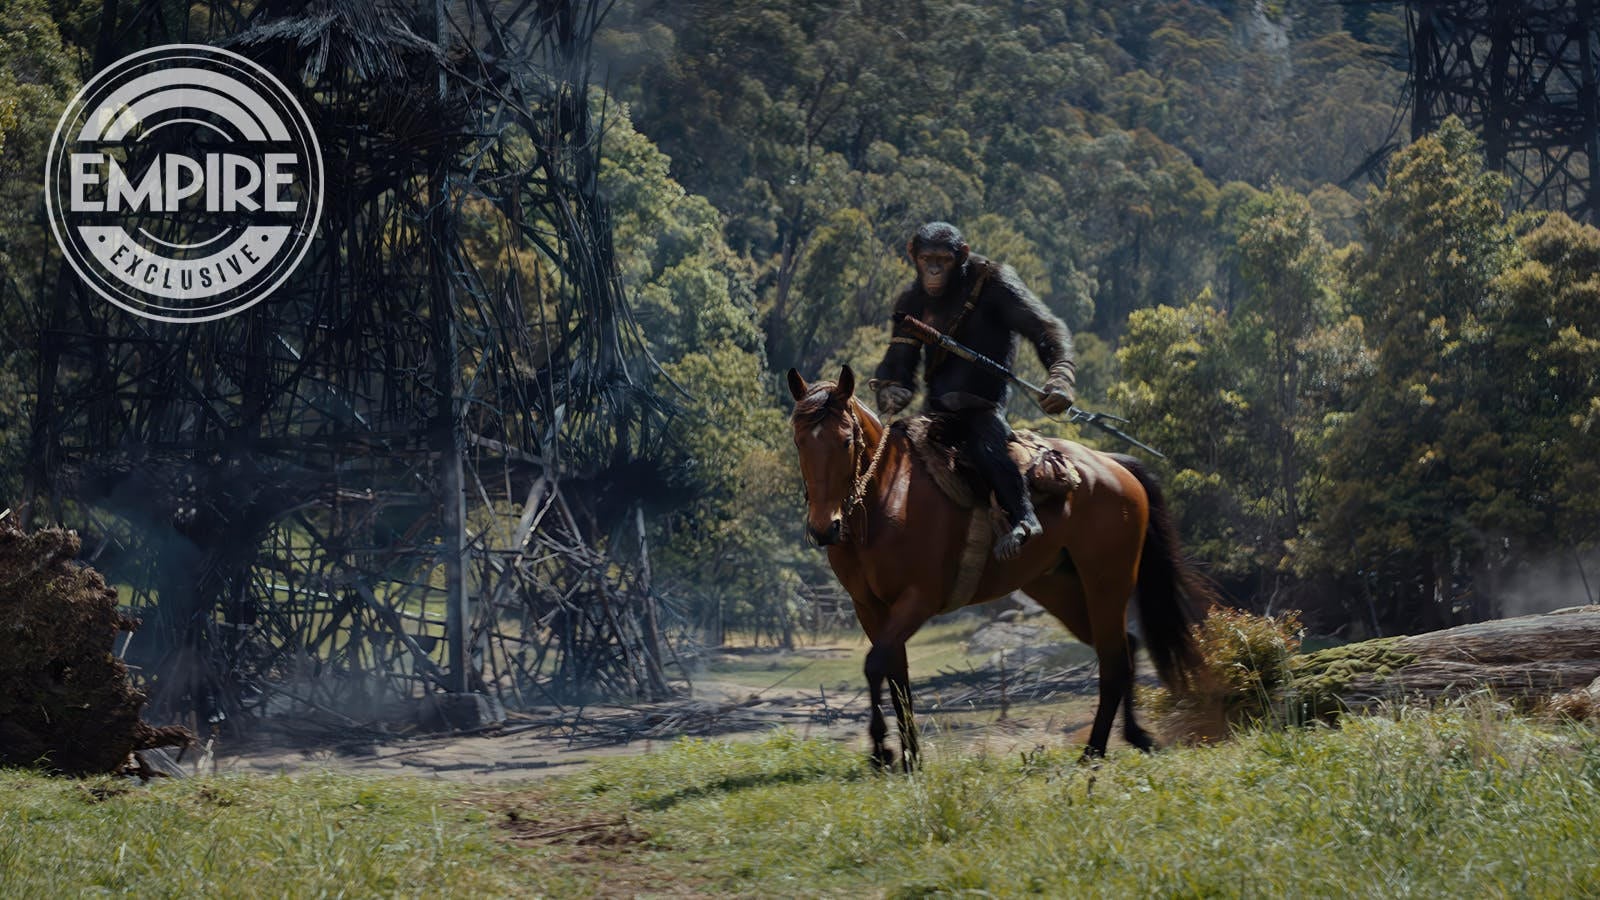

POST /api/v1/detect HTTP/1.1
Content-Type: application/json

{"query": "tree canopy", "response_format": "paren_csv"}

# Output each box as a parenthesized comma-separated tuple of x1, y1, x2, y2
(5, 0, 1594, 644)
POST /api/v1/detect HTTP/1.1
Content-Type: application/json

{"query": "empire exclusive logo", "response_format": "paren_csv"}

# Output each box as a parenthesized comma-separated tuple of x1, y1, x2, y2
(45, 44, 323, 323)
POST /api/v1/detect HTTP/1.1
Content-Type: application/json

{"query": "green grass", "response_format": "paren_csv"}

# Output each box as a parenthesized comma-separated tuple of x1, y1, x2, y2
(5, 707, 1599, 896)
(0, 772, 580, 897)
(704, 617, 1007, 694)
(557, 708, 1600, 896)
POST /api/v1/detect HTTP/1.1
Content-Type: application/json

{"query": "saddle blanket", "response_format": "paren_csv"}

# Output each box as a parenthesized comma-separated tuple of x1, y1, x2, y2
(898, 413, 1084, 613)
(900, 413, 1082, 510)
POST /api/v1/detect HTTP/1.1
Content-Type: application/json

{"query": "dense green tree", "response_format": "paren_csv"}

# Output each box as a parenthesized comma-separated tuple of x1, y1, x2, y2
(1232, 188, 1339, 536)
(1105, 184, 1361, 614)
(1227, 187, 1358, 611)
(1064, 127, 1221, 334)
(602, 105, 762, 364)
(0, 0, 76, 501)
(1305, 118, 1518, 632)
(592, 100, 821, 640)
(652, 343, 811, 645)
(1108, 300, 1254, 574)
(1487, 213, 1600, 576)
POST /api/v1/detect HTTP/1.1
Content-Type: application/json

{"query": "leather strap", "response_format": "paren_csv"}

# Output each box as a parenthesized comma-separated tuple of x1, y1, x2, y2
(927, 261, 990, 375)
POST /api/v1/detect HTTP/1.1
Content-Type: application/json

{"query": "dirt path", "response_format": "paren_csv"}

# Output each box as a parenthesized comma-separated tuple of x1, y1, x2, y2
(213, 697, 1108, 782)
(213, 618, 1120, 780)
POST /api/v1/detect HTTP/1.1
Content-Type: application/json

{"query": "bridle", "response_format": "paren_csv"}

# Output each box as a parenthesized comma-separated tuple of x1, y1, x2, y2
(797, 392, 892, 546)
(838, 400, 891, 538)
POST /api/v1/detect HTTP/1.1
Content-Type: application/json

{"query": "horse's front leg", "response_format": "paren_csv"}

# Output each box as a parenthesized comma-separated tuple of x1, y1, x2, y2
(864, 644, 896, 771)
(840, 574, 898, 771)
(865, 592, 934, 772)
(888, 643, 918, 771)
(864, 641, 917, 771)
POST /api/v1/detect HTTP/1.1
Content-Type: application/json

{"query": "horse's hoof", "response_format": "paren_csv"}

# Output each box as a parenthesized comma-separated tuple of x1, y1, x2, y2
(1078, 745, 1107, 766)
(1125, 729, 1158, 753)
(870, 747, 896, 772)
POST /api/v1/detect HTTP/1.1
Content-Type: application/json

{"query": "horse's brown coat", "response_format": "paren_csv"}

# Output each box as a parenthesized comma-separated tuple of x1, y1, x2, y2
(788, 367, 1204, 766)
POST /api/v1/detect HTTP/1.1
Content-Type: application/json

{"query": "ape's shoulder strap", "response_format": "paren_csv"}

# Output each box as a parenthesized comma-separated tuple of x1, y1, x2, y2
(928, 260, 992, 373)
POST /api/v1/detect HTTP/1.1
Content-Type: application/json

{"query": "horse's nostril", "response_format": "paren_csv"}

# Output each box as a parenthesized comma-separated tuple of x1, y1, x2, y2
(806, 524, 830, 547)
(807, 520, 842, 547)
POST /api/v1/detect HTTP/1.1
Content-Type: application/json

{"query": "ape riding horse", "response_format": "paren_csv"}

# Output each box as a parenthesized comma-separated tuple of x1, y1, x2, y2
(787, 366, 1209, 768)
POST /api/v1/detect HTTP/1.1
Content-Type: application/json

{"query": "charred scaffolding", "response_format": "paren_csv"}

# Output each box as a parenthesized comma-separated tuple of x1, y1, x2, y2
(23, 0, 684, 729)
(1405, 0, 1600, 223)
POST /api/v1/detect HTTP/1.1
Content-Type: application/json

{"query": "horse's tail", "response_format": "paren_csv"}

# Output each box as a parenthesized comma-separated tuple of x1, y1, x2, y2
(1112, 454, 1214, 689)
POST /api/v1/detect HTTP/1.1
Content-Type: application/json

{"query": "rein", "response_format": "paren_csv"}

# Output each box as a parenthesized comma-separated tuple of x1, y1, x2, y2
(841, 402, 892, 531)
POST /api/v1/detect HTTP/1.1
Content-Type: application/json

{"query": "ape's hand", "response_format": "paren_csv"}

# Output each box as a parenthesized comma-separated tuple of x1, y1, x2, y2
(1038, 360, 1077, 415)
(877, 385, 912, 416)
(1039, 377, 1075, 415)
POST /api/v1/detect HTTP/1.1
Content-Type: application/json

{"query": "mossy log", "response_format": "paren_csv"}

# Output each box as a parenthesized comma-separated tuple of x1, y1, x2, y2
(1290, 607, 1600, 717)
(0, 523, 193, 774)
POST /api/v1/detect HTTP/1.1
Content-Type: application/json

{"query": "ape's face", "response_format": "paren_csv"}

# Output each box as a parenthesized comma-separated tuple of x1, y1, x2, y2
(909, 241, 967, 297)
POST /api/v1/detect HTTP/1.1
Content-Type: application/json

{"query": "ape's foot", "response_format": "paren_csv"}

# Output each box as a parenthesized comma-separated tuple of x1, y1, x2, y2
(993, 517, 1043, 560)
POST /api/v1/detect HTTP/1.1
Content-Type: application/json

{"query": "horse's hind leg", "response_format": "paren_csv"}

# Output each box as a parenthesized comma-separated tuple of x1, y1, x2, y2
(1023, 568, 1137, 760)
(1121, 633, 1157, 751)
(1081, 584, 1138, 759)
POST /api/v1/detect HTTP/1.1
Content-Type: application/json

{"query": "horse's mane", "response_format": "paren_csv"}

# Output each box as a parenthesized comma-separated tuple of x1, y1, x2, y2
(790, 384, 844, 428)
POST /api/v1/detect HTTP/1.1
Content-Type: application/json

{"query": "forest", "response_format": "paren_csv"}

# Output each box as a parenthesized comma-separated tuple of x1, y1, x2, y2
(1, 0, 1597, 657)
(593, 0, 1600, 640)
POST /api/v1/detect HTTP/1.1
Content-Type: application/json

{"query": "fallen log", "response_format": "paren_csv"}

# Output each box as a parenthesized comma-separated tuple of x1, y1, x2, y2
(1291, 606, 1600, 717)
(0, 523, 193, 775)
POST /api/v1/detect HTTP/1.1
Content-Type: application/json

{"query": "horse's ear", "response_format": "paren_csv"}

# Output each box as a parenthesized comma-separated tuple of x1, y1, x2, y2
(838, 365, 856, 399)
(786, 368, 808, 401)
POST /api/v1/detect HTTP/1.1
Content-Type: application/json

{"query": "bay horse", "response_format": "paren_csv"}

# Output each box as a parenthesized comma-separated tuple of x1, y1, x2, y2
(787, 366, 1210, 768)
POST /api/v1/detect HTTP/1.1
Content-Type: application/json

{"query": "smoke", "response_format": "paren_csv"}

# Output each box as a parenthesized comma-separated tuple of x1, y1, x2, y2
(1496, 551, 1600, 618)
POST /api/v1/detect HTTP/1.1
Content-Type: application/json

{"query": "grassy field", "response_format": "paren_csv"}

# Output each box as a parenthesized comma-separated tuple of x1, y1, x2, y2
(4, 706, 1599, 897)
(702, 618, 1003, 695)
(697, 616, 1104, 744)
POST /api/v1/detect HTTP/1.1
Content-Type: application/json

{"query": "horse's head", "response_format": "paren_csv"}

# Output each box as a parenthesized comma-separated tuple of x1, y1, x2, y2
(787, 365, 865, 547)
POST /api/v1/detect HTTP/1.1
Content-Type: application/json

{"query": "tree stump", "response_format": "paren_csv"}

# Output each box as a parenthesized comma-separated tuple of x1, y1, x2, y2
(1291, 607, 1600, 716)
(0, 523, 193, 775)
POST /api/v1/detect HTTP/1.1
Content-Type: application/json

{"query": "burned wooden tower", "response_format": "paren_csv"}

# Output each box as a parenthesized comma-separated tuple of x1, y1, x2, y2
(24, 0, 682, 730)
(1408, 0, 1600, 222)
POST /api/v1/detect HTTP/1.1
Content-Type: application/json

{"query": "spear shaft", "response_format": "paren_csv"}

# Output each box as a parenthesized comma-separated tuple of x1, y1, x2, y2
(895, 313, 1168, 460)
